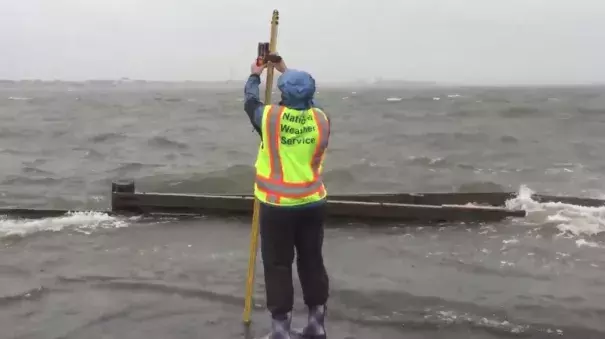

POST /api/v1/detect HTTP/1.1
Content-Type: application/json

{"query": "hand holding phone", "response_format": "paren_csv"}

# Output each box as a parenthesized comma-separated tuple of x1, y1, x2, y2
(256, 42, 283, 66)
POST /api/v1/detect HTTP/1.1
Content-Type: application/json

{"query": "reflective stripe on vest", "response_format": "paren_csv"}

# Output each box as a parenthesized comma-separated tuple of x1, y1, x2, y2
(256, 105, 330, 204)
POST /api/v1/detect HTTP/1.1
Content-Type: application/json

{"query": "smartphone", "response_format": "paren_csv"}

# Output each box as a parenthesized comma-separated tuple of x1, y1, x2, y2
(256, 42, 281, 65)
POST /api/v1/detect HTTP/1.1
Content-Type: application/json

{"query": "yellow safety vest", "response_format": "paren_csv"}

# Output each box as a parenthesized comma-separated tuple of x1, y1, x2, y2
(254, 104, 330, 206)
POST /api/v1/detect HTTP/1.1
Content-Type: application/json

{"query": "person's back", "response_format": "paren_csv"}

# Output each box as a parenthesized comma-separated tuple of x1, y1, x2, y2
(244, 56, 331, 339)
(254, 70, 330, 207)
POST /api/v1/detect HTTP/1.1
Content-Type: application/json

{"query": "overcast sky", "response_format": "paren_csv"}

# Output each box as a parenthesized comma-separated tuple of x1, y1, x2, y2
(2, 0, 605, 85)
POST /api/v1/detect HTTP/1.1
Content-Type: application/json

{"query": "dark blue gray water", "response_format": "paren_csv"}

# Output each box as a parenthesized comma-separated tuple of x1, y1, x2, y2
(1, 82, 605, 338)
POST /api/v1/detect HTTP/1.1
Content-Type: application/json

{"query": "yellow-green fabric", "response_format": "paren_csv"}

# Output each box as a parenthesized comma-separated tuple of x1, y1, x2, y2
(254, 105, 330, 206)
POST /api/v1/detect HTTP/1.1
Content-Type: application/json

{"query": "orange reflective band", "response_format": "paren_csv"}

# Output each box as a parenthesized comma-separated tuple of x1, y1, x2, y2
(256, 182, 324, 199)
(264, 105, 286, 179)
(256, 174, 319, 187)
(255, 177, 324, 197)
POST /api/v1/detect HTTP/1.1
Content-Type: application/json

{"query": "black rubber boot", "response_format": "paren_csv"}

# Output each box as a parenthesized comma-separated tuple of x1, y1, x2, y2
(263, 313, 292, 339)
(300, 305, 327, 339)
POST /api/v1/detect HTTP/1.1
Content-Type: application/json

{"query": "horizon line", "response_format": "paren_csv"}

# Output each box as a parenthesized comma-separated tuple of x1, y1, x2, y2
(1, 78, 604, 88)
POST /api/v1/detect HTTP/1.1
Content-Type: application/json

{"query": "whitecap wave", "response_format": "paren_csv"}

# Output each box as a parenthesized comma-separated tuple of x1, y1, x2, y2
(506, 185, 605, 238)
(425, 309, 531, 334)
(0, 212, 134, 238)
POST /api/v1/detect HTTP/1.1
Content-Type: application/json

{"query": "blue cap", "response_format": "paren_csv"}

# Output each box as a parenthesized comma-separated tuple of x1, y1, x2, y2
(277, 69, 316, 101)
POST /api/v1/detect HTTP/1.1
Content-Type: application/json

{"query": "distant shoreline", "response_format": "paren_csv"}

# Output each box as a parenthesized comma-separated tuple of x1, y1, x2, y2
(0, 78, 603, 89)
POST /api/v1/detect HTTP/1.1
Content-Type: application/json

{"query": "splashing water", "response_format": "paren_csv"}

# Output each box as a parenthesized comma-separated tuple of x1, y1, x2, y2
(506, 185, 605, 237)
(0, 212, 133, 238)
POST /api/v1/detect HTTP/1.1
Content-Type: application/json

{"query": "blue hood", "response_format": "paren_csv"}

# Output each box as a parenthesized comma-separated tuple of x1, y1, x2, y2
(277, 69, 316, 110)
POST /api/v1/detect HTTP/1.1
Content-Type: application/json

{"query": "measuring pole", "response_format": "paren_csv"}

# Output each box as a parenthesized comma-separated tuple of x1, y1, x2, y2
(243, 9, 280, 331)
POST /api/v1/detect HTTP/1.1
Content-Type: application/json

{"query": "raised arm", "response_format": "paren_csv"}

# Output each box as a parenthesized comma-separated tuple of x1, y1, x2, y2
(244, 74, 265, 134)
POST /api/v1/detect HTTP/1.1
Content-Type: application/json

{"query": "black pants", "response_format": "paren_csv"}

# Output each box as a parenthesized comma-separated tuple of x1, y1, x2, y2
(259, 201, 329, 317)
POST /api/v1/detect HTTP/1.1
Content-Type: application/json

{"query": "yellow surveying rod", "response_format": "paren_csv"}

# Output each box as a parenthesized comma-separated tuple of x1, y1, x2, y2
(243, 9, 279, 327)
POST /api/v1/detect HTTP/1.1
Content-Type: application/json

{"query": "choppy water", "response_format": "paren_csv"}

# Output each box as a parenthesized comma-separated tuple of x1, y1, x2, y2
(1, 83, 605, 338)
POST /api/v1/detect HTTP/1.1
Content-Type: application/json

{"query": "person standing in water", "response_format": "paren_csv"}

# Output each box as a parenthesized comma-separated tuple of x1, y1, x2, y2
(244, 54, 331, 339)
